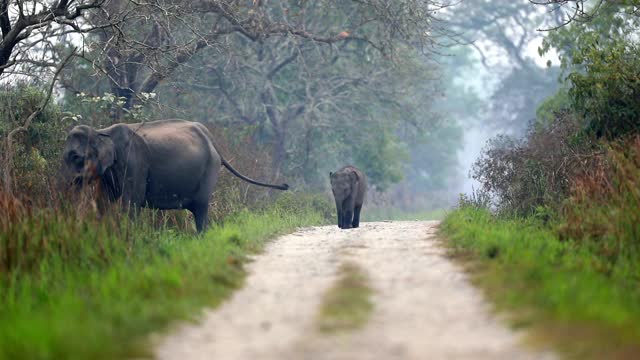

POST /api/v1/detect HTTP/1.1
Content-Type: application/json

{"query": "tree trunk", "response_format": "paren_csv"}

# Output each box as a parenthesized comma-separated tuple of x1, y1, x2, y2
(271, 126, 286, 178)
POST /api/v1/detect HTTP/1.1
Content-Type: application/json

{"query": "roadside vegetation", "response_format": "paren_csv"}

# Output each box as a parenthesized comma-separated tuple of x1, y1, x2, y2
(443, 205, 640, 358)
(0, 191, 331, 360)
(442, 3, 640, 358)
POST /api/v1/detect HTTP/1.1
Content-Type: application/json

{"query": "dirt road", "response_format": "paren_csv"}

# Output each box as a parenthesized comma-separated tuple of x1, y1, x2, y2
(154, 221, 555, 360)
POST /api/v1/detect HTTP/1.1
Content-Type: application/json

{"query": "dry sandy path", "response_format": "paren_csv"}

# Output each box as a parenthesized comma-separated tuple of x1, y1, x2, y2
(154, 221, 555, 360)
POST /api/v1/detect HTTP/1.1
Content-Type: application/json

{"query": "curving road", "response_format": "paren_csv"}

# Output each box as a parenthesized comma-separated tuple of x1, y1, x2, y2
(154, 221, 555, 360)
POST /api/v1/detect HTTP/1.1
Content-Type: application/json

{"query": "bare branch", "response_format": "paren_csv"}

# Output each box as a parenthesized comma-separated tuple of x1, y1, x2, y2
(529, 0, 612, 30)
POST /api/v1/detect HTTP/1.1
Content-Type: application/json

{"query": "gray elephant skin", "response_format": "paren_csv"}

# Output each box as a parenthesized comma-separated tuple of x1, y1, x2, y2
(62, 119, 288, 232)
(330, 165, 367, 229)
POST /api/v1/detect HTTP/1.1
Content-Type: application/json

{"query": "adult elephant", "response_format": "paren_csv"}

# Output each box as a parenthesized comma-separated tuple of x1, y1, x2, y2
(62, 119, 288, 232)
(330, 165, 367, 229)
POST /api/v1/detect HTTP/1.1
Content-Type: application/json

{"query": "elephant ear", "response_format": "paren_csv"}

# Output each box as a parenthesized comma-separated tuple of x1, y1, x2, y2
(349, 170, 360, 184)
(94, 133, 116, 175)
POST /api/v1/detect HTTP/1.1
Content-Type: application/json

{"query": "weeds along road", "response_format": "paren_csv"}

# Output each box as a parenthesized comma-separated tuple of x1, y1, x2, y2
(154, 221, 555, 360)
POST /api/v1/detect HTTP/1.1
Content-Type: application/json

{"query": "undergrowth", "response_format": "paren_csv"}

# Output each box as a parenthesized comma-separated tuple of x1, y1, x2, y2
(0, 191, 330, 360)
(441, 137, 640, 359)
(559, 136, 640, 270)
(442, 207, 640, 358)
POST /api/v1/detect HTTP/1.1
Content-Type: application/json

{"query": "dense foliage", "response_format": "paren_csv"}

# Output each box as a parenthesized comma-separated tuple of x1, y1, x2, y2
(474, 3, 640, 215)
(472, 111, 598, 216)
(0, 89, 72, 205)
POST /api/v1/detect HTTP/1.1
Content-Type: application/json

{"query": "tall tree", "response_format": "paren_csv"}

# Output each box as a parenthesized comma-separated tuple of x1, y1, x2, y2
(444, 0, 562, 134)
(0, 0, 103, 78)
(536, 1, 640, 138)
(530, 0, 640, 27)
(61, 0, 457, 191)
(155, 15, 445, 189)
(60, 0, 453, 109)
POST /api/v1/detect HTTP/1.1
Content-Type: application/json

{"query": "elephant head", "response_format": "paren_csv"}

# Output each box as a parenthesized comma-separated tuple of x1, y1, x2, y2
(330, 170, 358, 200)
(62, 125, 116, 186)
(63, 123, 150, 206)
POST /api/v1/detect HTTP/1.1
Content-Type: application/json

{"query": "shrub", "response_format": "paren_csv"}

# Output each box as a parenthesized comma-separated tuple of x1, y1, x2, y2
(269, 191, 334, 223)
(0, 84, 70, 200)
(567, 38, 640, 139)
(472, 110, 600, 216)
(0, 187, 157, 277)
(202, 123, 288, 223)
(559, 136, 640, 273)
(457, 188, 491, 210)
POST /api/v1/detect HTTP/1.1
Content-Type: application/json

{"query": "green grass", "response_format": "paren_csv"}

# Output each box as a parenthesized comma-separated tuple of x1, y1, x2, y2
(441, 207, 640, 359)
(0, 195, 329, 360)
(316, 262, 373, 334)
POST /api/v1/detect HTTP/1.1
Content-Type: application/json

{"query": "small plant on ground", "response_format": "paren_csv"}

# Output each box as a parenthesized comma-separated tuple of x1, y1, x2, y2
(316, 262, 374, 334)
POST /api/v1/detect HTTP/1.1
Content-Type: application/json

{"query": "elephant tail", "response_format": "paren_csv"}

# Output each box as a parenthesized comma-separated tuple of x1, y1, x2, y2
(221, 159, 289, 190)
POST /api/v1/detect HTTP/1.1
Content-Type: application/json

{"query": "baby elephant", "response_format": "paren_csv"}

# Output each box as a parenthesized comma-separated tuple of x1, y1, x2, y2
(330, 165, 367, 229)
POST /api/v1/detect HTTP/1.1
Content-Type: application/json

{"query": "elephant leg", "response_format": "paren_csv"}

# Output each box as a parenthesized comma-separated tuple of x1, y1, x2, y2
(335, 198, 344, 229)
(342, 195, 356, 229)
(342, 209, 353, 229)
(352, 205, 362, 228)
(110, 172, 147, 223)
(340, 199, 353, 229)
(191, 202, 209, 234)
(191, 168, 218, 234)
